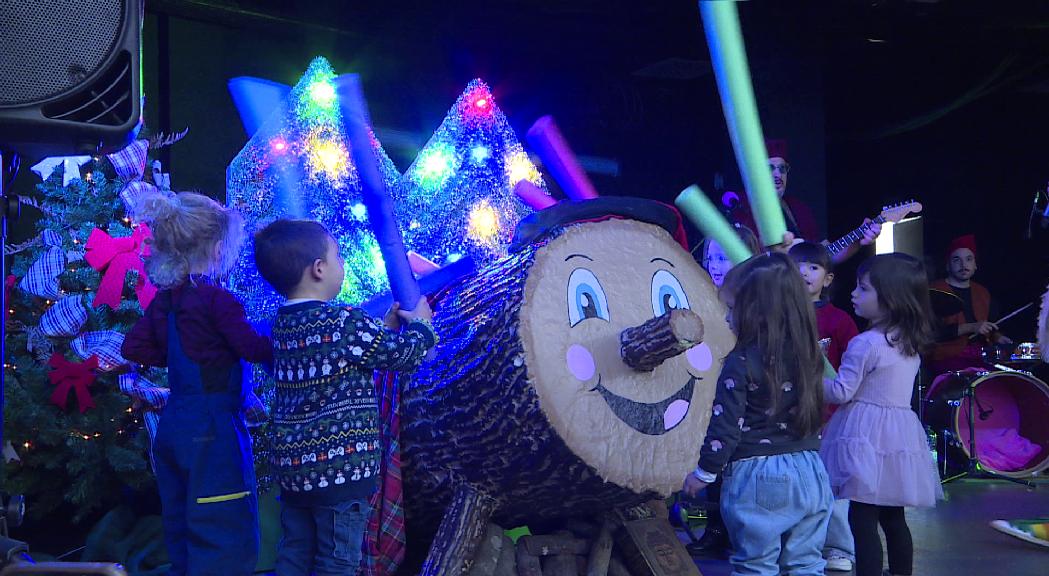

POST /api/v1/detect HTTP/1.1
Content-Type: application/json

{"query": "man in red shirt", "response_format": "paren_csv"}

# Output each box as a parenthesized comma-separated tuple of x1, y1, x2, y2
(928, 234, 1011, 375)
(732, 139, 879, 263)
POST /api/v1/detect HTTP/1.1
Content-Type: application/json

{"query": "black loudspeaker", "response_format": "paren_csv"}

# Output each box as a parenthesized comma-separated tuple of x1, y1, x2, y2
(0, 0, 143, 157)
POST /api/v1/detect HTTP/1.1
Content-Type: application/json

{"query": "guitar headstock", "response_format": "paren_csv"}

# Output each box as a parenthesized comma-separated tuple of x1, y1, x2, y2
(879, 200, 923, 224)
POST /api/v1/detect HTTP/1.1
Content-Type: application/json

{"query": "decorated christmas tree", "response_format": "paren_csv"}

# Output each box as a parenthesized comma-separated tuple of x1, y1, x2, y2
(226, 57, 402, 322)
(2, 140, 170, 523)
(395, 79, 549, 267)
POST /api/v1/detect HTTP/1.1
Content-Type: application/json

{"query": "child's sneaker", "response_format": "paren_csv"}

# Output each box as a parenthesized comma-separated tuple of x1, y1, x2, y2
(990, 519, 1049, 548)
(825, 552, 854, 572)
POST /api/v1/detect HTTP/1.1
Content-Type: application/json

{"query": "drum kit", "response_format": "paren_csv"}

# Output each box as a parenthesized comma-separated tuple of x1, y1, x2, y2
(924, 290, 1049, 487)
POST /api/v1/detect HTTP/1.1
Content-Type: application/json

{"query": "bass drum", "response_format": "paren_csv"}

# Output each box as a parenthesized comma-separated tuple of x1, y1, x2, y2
(925, 370, 1049, 478)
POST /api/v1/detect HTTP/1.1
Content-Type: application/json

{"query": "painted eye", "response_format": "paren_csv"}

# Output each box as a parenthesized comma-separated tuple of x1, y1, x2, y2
(651, 269, 690, 316)
(567, 268, 610, 326)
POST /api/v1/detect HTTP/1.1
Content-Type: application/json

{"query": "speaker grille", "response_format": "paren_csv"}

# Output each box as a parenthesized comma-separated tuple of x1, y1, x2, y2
(0, 0, 124, 105)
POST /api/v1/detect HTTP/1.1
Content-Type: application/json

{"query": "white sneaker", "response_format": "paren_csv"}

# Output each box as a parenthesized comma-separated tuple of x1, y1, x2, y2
(825, 553, 854, 572)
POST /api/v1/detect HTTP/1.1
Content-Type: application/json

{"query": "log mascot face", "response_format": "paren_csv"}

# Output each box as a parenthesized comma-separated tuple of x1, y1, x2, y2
(519, 214, 734, 495)
(401, 198, 735, 530)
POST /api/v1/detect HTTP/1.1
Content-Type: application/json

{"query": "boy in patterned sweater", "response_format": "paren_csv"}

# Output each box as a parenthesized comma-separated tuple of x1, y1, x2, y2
(254, 219, 436, 576)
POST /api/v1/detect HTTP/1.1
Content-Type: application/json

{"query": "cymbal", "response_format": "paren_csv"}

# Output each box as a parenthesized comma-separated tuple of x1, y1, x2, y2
(930, 288, 964, 317)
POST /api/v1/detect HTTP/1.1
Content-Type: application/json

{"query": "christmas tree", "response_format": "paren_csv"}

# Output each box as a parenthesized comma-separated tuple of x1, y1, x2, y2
(2, 141, 167, 523)
(395, 79, 549, 267)
(226, 57, 402, 323)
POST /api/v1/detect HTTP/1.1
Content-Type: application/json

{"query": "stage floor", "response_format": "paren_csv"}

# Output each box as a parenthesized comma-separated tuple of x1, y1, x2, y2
(687, 477, 1048, 576)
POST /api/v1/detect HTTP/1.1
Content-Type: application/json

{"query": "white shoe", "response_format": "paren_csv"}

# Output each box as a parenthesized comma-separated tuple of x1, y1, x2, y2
(825, 553, 854, 572)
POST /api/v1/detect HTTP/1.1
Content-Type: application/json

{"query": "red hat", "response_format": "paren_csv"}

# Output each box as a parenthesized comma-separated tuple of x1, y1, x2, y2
(766, 139, 789, 162)
(946, 234, 977, 260)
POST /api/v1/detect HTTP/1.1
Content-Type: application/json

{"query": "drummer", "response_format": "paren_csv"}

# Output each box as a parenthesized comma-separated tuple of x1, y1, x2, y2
(927, 234, 1012, 374)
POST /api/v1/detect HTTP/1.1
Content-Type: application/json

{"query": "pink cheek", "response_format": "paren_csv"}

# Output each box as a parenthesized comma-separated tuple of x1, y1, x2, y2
(686, 342, 713, 372)
(566, 344, 596, 381)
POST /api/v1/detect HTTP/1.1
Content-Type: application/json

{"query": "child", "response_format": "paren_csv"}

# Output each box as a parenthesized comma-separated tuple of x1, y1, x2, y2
(253, 219, 437, 576)
(820, 253, 943, 576)
(688, 223, 761, 559)
(789, 242, 859, 371)
(789, 241, 860, 573)
(683, 252, 833, 575)
(122, 191, 271, 576)
(695, 223, 760, 288)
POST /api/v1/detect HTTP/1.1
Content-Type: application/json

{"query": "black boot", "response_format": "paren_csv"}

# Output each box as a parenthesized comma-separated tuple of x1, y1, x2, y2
(686, 512, 731, 559)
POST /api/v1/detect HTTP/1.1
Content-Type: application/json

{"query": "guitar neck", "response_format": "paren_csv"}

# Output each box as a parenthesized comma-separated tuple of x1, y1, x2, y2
(827, 216, 886, 255)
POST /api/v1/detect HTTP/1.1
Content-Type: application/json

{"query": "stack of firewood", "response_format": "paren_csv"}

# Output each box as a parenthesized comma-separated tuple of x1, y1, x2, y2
(464, 502, 701, 576)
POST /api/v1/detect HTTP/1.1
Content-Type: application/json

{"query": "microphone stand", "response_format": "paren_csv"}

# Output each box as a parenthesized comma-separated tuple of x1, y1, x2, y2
(0, 150, 31, 566)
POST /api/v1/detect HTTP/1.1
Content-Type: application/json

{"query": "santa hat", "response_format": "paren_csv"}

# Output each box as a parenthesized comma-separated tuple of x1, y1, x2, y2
(766, 139, 789, 162)
(946, 234, 977, 260)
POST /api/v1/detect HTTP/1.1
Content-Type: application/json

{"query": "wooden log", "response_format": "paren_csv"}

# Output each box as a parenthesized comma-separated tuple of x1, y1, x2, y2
(541, 532, 580, 576)
(564, 519, 599, 539)
(421, 484, 499, 576)
(613, 511, 700, 576)
(542, 555, 578, 576)
(398, 202, 735, 570)
(521, 535, 590, 557)
(620, 309, 705, 372)
(493, 534, 517, 576)
(586, 520, 614, 576)
(467, 523, 508, 576)
(607, 556, 632, 576)
(516, 546, 543, 576)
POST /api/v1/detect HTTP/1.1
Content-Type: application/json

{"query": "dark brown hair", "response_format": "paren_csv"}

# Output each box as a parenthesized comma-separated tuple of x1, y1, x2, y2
(721, 252, 824, 437)
(788, 241, 833, 272)
(254, 219, 332, 297)
(857, 253, 935, 356)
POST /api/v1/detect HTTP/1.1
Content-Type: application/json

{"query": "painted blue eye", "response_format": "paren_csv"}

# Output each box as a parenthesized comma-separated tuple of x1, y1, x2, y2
(651, 269, 690, 317)
(567, 268, 610, 326)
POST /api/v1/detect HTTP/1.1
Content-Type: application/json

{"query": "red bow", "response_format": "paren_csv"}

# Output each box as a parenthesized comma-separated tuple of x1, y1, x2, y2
(47, 354, 99, 413)
(84, 225, 157, 310)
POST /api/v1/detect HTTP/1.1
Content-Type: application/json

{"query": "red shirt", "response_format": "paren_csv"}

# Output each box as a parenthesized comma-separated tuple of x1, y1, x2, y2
(122, 277, 272, 369)
(815, 302, 859, 371)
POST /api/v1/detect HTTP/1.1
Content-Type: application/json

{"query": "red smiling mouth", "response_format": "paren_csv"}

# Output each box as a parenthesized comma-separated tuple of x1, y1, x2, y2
(591, 374, 698, 435)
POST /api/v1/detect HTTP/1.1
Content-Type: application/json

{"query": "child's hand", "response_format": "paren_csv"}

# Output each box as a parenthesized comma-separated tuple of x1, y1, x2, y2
(769, 231, 797, 254)
(384, 302, 402, 330)
(682, 474, 708, 498)
(397, 296, 433, 323)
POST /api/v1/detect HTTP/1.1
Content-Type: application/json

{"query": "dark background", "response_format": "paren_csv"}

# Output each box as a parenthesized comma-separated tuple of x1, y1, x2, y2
(8, 0, 1049, 338)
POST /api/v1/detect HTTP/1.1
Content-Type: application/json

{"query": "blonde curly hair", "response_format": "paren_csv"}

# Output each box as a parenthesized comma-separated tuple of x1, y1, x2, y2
(134, 190, 245, 289)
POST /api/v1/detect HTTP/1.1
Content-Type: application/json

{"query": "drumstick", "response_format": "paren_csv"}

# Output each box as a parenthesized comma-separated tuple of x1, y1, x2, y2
(967, 301, 1034, 340)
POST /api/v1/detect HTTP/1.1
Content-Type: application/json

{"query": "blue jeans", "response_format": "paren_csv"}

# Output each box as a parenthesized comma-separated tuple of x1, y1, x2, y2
(275, 498, 372, 576)
(824, 498, 856, 560)
(721, 451, 833, 576)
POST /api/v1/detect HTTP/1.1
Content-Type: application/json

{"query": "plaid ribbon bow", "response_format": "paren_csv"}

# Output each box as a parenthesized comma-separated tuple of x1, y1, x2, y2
(119, 371, 169, 471)
(19, 230, 65, 299)
(107, 140, 155, 214)
(39, 295, 88, 337)
(84, 225, 157, 310)
(71, 330, 127, 372)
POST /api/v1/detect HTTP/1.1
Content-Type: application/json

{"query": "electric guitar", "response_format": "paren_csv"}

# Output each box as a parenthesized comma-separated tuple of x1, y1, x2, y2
(826, 200, 923, 256)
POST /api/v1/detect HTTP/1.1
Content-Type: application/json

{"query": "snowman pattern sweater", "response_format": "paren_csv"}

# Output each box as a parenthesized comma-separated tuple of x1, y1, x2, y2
(271, 301, 436, 506)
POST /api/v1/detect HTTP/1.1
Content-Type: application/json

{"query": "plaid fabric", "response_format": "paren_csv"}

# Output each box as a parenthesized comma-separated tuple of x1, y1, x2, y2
(118, 371, 168, 473)
(107, 140, 148, 180)
(39, 295, 88, 337)
(71, 330, 127, 372)
(19, 230, 65, 299)
(362, 371, 407, 576)
(118, 371, 169, 410)
(121, 180, 157, 214)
